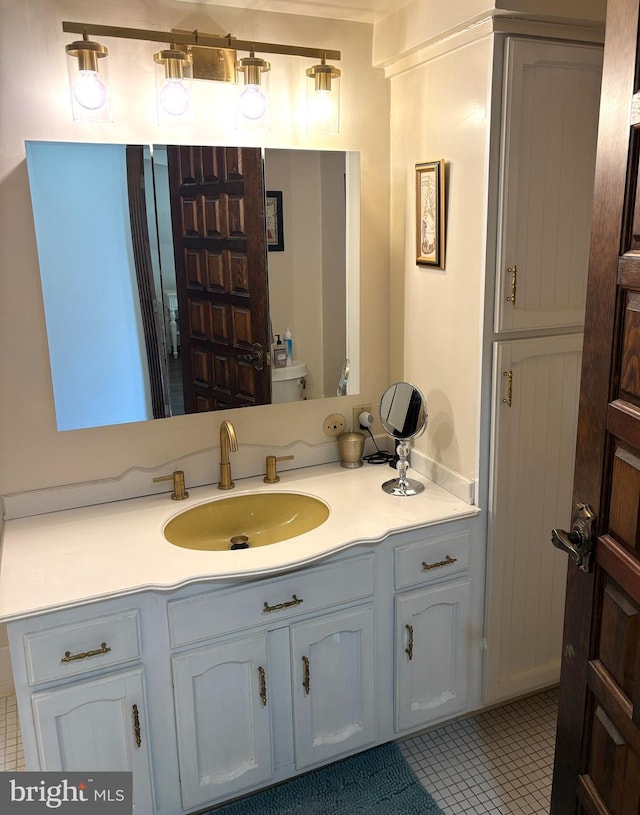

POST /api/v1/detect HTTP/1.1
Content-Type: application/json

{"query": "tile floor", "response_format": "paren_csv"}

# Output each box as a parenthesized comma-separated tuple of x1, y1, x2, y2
(399, 686, 558, 815)
(0, 687, 557, 814)
(0, 693, 25, 773)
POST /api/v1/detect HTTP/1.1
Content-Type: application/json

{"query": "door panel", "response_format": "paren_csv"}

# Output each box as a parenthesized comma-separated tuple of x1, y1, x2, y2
(290, 606, 376, 769)
(551, 1, 640, 812)
(171, 634, 272, 809)
(168, 145, 271, 412)
(496, 38, 602, 333)
(32, 669, 154, 812)
(486, 335, 582, 704)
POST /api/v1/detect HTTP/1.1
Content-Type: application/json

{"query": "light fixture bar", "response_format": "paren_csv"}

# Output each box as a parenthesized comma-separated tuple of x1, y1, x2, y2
(62, 22, 340, 62)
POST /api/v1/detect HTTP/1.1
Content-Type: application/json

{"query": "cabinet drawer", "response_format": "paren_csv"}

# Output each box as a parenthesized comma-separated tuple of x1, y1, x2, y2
(394, 530, 470, 590)
(168, 553, 375, 647)
(24, 610, 141, 685)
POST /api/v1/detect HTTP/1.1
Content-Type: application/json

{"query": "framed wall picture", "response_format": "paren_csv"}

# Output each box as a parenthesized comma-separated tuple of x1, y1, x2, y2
(415, 160, 445, 268)
(266, 190, 284, 251)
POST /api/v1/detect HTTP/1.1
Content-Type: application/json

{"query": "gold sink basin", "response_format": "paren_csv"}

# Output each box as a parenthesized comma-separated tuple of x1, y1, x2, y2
(163, 492, 330, 551)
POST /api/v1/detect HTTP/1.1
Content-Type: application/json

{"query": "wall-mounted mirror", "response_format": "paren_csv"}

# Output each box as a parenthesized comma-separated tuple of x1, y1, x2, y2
(379, 381, 427, 496)
(26, 140, 360, 431)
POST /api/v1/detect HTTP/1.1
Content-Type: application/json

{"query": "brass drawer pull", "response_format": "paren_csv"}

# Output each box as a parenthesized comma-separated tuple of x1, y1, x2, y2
(422, 554, 458, 571)
(258, 666, 267, 707)
(405, 625, 414, 661)
(506, 265, 517, 304)
(61, 642, 111, 663)
(263, 594, 303, 614)
(502, 370, 513, 407)
(302, 655, 310, 695)
(132, 704, 141, 748)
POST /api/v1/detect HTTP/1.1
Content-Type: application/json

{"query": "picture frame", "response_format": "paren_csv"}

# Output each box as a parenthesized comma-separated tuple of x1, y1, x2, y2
(266, 190, 284, 252)
(415, 160, 445, 268)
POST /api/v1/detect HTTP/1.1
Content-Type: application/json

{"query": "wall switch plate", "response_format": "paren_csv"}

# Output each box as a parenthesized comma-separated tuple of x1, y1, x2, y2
(352, 404, 373, 431)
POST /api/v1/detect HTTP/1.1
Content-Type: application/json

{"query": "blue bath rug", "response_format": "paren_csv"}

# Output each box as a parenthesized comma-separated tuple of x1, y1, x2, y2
(208, 741, 445, 814)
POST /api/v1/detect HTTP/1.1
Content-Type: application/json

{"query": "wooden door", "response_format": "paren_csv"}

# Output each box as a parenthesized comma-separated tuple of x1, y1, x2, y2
(171, 634, 272, 809)
(32, 669, 154, 812)
(290, 605, 376, 769)
(551, 1, 640, 812)
(167, 145, 271, 412)
(126, 145, 167, 419)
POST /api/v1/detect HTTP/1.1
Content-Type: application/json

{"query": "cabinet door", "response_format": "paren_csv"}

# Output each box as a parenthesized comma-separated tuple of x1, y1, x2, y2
(395, 581, 470, 733)
(484, 335, 582, 704)
(290, 605, 376, 769)
(32, 668, 154, 813)
(171, 633, 272, 810)
(495, 38, 602, 333)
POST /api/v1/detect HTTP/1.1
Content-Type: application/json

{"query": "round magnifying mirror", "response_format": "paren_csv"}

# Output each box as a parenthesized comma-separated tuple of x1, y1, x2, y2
(379, 382, 427, 496)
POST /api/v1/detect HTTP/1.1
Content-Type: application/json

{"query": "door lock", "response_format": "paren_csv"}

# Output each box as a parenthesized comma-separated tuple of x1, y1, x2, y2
(238, 342, 264, 371)
(551, 503, 595, 573)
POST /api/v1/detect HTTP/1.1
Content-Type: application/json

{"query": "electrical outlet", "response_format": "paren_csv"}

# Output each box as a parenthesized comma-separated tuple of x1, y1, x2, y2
(352, 404, 373, 431)
(323, 413, 346, 437)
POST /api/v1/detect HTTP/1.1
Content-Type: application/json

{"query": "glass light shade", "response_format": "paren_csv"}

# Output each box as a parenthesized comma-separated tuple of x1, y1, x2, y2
(65, 38, 111, 122)
(235, 54, 270, 130)
(72, 70, 108, 111)
(306, 60, 341, 134)
(238, 84, 268, 121)
(159, 78, 191, 116)
(154, 48, 193, 125)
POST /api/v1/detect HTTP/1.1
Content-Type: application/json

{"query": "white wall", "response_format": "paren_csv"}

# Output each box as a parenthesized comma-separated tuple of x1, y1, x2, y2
(379, 0, 606, 491)
(0, 0, 390, 497)
(387, 30, 493, 486)
(265, 149, 324, 398)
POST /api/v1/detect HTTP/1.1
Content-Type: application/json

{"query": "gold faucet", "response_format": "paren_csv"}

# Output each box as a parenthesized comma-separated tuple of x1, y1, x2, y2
(218, 420, 238, 490)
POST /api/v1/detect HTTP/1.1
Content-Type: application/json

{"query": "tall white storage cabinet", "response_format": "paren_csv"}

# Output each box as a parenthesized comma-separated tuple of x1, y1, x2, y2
(484, 37, 602, 704)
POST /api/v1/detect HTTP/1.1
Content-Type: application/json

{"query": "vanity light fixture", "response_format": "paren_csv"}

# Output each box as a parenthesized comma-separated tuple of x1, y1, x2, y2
(61, 22, 341, 128)
(154, 45, 193, 122)
(306, 55, 341, 134)
(235, 50, 271, 125)
(65, 32, 111, 121)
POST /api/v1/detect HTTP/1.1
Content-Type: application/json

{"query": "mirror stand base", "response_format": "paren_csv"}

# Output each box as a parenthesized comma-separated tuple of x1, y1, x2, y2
(381, 477, 425, 497)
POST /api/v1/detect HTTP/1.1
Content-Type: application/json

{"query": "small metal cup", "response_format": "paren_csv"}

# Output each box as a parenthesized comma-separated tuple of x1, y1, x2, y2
(338, 431, 365, 468)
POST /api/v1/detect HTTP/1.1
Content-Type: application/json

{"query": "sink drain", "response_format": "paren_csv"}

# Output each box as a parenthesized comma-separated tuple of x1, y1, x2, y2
(230, 535, 250, 550)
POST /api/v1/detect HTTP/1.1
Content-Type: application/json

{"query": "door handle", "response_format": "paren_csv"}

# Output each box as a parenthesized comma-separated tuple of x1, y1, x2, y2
(238, 342, 264, 371)
(551, 503, 595, 573)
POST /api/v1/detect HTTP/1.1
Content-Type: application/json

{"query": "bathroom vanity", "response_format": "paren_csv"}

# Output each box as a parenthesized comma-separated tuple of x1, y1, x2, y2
(0, 464, 482, 815)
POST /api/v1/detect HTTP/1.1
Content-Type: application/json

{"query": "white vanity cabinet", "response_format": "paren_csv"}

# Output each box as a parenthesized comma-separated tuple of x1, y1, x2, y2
(393, 526, 472, 733)
(166, 552, 377, 809)
(4, 505, 482, 815)
(8, 606, 155, 813)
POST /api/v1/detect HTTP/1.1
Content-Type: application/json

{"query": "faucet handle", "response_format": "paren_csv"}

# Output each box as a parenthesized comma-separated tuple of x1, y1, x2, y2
(264, 455, 294, 484)
(153, 470, 189, 500)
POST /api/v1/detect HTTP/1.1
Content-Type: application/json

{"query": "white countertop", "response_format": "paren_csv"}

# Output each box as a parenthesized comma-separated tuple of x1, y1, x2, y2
(0, 462, 479, 622)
